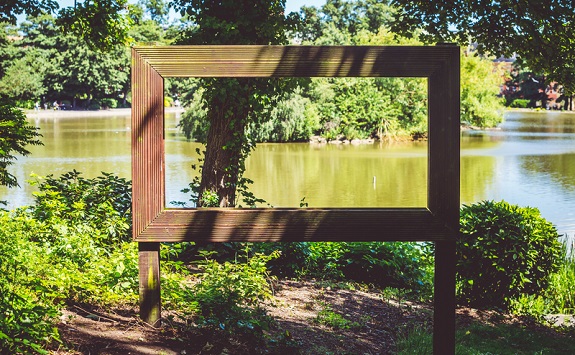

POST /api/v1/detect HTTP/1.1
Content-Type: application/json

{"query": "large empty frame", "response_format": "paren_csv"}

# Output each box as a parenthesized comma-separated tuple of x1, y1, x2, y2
(132, 45, 460, 354)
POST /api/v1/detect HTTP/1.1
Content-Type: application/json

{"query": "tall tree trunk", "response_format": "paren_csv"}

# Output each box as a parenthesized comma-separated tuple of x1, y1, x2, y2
(198, 79, 251, 207)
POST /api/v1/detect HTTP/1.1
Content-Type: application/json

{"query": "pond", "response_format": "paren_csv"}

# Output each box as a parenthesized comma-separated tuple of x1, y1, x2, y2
(2, 109, 575, 241)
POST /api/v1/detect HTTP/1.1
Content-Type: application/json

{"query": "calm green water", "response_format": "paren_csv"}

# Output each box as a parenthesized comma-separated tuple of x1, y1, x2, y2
(3, 110, 575, 239)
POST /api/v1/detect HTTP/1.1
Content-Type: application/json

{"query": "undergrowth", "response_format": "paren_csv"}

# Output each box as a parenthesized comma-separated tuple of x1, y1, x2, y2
(1, 171, 574, 353)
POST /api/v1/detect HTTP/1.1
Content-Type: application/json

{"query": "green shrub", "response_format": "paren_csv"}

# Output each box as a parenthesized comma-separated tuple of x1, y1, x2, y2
(0, 172, 138, 352)
(100, 98, 118, 109)
(508, 99, 530, 108)
(306, 242, 434, 294)
(0, 212, 62, 354)
(251, 242, 312, 277)
(458, 200, 563, 309)
(510, 246, 575, 316)
(29, 170, 132, 246)
(191, 249, 279, 334)
(209, 241, 434, 295)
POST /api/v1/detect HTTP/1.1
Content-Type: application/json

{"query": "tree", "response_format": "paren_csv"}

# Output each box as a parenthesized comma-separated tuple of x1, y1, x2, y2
(139, 0, 170, 25)
(0, 1, 129, 191)
(15, 14, 130, 108)
(0, 54, 47, 103)
(0, 104, 42, 192)
(295, 0, 396, 44)
(0, 0, 58, 24)
(0, 3, 52, 191)
(58, 0, 131, 51)
(172, 0, 294, 207)
(390, 0, 575, 93)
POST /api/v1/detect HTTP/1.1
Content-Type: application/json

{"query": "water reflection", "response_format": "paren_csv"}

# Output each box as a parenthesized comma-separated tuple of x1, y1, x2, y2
(461, 110, 575, 239)
(2, 110, 575, 240)
(244, 143, 427, 208)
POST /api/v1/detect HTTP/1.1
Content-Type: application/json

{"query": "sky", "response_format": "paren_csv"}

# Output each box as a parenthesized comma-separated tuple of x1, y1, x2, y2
(16, 0, 326, 25)
(285, 0, 325, 13)
(48, 0, 326, 15)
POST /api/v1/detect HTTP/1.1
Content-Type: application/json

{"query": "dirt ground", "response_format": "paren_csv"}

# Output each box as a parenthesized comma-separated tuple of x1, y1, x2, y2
(49, 279, 569, 355)
(50, 279, 431, 354)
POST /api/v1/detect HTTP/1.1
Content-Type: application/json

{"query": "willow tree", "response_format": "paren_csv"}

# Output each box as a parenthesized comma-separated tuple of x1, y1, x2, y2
(173, 0, 295, 207)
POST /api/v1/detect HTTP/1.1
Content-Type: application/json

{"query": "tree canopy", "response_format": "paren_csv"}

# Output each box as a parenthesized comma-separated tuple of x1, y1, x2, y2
(391, 0, 575, 93)
(0, 0, 511, 203)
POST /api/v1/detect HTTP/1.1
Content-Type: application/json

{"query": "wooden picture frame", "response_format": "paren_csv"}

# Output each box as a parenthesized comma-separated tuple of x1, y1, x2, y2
(132, 45, 459, 354)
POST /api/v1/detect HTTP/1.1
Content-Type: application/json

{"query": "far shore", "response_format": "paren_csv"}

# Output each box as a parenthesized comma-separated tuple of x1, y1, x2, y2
(25, 107, 184, 119)
(25, 106, 574, 120)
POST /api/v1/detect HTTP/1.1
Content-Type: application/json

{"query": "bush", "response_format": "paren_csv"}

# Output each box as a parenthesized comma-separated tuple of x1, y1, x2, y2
(0, 212, 62, 354)
(510, 246, 575, 316)
(304, 242, 433, 294)
(191, 250, 279, 335)
(164, 96, 174, 107)
(0, 172, 139, 353)
(87, 102, 101, 110)
(508, 99, 530, 108)
(29, 170, 132, 246)
(458, 200, 563, 309)
(100, 98, 118, 109)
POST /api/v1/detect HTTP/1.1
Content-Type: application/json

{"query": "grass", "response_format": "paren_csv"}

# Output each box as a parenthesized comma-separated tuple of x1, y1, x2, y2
(314, 302, 362, 330)
(397, 321, 575, 354)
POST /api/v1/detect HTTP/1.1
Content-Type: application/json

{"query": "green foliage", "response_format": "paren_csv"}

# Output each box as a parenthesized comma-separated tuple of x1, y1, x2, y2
(308, 242, 434, 294)
(247, 87, 321, 143)
(0, 212, 62, 354)
(0, 103, 43, 190)
(28, 170, 132, 245)
(542, 249, 575, 314)
(199, 189, 220, 207)
(508, 99, 530, 108)
(315, 303, 361, 330)
(510, 246, 575, 316)
(100, 98, 118, 109)
(178, 87, 208, 141)
(58, 0, 131, 51)
(0, 171, 138, 352)
(11, 14, 130, 108)
(391, 0, 575, 94)
(139, 0, 170, 25)
(458, 200, 563, 309)
(0, 50, 47, 101)
(191, 250, 279, 334)
(251, 242, 312, 277)
(460, 52, 504, 127)
(0, 0, 58, 25)
(397, 321, 575, 354)
(213, 241, 433, 297)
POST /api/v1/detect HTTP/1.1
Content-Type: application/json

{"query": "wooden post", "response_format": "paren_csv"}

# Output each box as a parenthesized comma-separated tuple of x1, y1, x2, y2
(434, 241, 456, 353)
(139, 242, 161, 326)
(429, 43, 460, 354)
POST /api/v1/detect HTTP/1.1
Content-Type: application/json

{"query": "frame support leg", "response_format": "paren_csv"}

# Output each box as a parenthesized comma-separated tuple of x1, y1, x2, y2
(139, 242, 161, 326)
(434, 240, 456, 354)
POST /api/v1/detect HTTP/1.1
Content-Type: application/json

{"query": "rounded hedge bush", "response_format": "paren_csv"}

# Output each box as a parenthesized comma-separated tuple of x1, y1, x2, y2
(457, 200, 563, 309)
